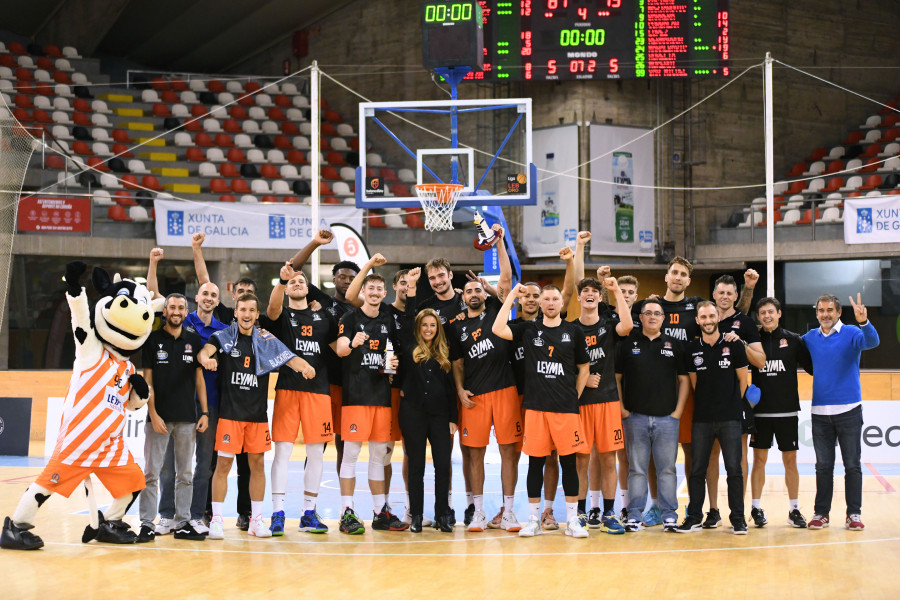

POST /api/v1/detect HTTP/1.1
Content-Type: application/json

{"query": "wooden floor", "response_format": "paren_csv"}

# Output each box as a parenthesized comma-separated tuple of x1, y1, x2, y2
(2, 451, 900, 600)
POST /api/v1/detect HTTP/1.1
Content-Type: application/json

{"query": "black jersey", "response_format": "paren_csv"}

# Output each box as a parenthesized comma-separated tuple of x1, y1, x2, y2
(718, 311, 761, 344)
(211, 334, 270, 423)
(751, 327, 812, 415)
(575, 308, 620, 405)
(448, 297, 516, 396)
(308, 283, 354, 387)
(508, 319, 590, 414)
(142, 327, 202, 422)
(337, 305, 397, 407)
(688, 335, 748, 423)
(263, 306, 336, 396)
(509, 314, 537, 394)
(417, 292, 466, 325)
(658, 296, 704, 347)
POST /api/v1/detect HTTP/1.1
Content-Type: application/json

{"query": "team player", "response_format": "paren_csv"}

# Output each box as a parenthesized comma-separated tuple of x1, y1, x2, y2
(749, 297, 813, 528)
(264, 263, 338, 535)
(199, 293, 315, 539)
(493, 283, 591, 539)
(573, 273, 633, 533)
(335, 273, 406, 534)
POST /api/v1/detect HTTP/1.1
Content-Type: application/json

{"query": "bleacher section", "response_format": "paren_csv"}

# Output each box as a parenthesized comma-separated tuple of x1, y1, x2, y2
(0, 40, 427, 231)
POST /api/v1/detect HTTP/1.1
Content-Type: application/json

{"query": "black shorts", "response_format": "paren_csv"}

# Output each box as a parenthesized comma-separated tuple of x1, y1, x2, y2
(741, 399, 756, 435)
(749, 416, 799, 452)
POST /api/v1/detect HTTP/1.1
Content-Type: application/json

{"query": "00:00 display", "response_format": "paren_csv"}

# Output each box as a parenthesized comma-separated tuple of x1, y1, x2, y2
(559, 28, 606, 46)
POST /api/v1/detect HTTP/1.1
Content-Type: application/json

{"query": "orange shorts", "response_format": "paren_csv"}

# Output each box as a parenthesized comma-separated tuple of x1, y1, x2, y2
(522, 409, 587, 457)
(35, 457, 145, 498)
(215, 419, 271, 454)
(460, 386, 523, 447)
(390, 388, 403, 442)
(272, 389, 334, 444)
(580, 402, 625, 453)
(341, 405, 393, 442)
(679, 391, 695, 444)
(330, 384, 343, 435)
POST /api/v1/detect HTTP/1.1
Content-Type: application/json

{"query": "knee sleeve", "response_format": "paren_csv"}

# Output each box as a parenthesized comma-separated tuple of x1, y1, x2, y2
(217, 450, 235, 459)
(270, 441, 293, 495)
(526, 456, 547, 499)
(383, 441, 395, 466)
(559, 453, 579, 497)
(340, 441, 362, 479)
(304, 443, 325, 496)
(368, 442, 387, 482)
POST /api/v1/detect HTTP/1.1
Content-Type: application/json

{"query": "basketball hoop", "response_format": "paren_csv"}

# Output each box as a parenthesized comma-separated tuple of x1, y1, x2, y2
(413, 183, 464, 231)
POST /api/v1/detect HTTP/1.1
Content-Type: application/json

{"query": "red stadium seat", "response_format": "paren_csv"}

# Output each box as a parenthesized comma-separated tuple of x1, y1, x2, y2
(878, 101, 898, 116)
(73, 98, 92, 112)
(245, 81, 262, 94)
(804, 147, 827, 163)
(223, 119, 242, 133)
(879, 128, 899, 143)
(261, 195, 279, 203)
(151, 77, 169, 91)
(350, 138, 360, 151)
(229, 105, 248, 120)
(281, 122, 299, 135)
(860, 144, 881, 158)
(381, 168, 399, 182)
(73, 140, 91, 155)
(186, 147, 205, 161)
(171, 79, 188, 92)
(108, 205, 132, 221)
(320, 181, 333, 195)
(45, 154, 65, 169)
(390, 183, 411, 197)
(260, 164, 280, 179)
(326, 151, 347, 166)
(282, 196, 300, 203)
(268, 107, 287, 121)
(15, 67, 34, 82)
(220, 163, 239, 177)
(219, 194, 237, 202)
(758, 210, 781, 227)
(52, 71, 71, 84)
(274, 94, 291, 108)
(786, 180, 805, 195)
(185, 119, 202, 131)
(227, 148, 247, 163)
(111, 143, 134, 158)
(36, 56, 53, 70)
(319, 138, 331, 151)
(45, 45, 63, 58)
(859, 158, 881, 173)
(191, 104, 209, 118)
(152, 103, 172, 117)
(113, 191, 137, 206)
(883, 113, 899, 128)
(405, 213, 424, 229)
(73, 112, 91, 126)
(35, 82, 54, 96)
(785, 162, 806, 177)
(859, 174, 882, 190)
(214, 133, 233, 147)
(113, 129, 130, 143)
(231, 179, 251, 194)
(324, 109, 342, 123)
(12, 108, 31, 123)
(15, 80, 35, 95)
(368, 213, 387, 228)
(195, 133, 213, 147)
(323, 196, 340, 204)
(8, 42, 26, 55)
(822, 177, 844, 193)
(121, 174, 140, 189)
(322, 166, 341, 181)
(33, 109, 52, 123)
(321, 123, 338, 137)
(161, 90, 179, 104)
(208, 80, 225, 93)
(87, 156, 110, 172)
(796, 209, 821, 225)
(823, 160, 844, 175)
(841, 131, 863, 146)
(0, 54, 16, 68)
(287, 150, 307, 165)
(273, 135, 292, 150)
(142, 175, 163, 191)
(14, 94, 33, 109)
(210, 178, 229, 193)
(237, 93, 255, 106)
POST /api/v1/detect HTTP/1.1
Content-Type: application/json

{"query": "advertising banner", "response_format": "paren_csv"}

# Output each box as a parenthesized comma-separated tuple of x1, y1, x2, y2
(17, 195, 91, 234)
(844, 195, 900, 244)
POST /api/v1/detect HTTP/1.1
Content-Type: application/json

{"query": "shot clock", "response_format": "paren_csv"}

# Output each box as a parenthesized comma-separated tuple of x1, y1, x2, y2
(421, 1, 484, 70)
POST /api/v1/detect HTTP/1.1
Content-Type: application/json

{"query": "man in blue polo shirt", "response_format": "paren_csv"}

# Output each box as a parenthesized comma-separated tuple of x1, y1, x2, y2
(803, 293, 879, 532)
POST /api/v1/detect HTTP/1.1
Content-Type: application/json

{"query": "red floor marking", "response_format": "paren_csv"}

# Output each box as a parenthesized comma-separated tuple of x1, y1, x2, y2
(865, 463, 896, 492)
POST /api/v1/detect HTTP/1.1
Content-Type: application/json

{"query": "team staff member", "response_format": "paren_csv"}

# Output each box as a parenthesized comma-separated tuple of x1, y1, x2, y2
(804, 293, 879, 531)
(199, 294, 315, 540)
(264, 263, 337, 536)
(573, 273, 632, 534)
(493, 283, 591, 539)
(336, 274, 406, 535)
(139, 293, 209, 542)
(616, 299, 689, 533)
(749, 297, 813, 528)
(678, 301, 749, 535)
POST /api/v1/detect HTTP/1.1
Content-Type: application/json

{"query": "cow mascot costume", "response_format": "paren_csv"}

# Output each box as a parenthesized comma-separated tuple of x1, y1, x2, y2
(1, 261, 163, 550)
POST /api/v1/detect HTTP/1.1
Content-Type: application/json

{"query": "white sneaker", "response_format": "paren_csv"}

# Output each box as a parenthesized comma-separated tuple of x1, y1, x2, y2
(208, 516, 224, 540)
(467, 510, 487, 532)
(565, 515, 589, 538)
(189, 519, 209, 535)
(518, 515, 543, 537)
(401, 508, 412, 525)
(422, 515, 434, 527)
(249, 514, 272, 538)
(501, 509, 522, 532)
(154, 517, 175, 535)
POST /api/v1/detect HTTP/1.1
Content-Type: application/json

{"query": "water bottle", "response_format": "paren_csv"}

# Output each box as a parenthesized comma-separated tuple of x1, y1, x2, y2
(380, 337, 396, 375)
(540, 153, 560, 245)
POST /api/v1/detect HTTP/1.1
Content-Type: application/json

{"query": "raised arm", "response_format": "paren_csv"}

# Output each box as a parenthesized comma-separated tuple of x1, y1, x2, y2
(492, 283, 523, 340)
(290, 229, 333, 271)
(574, 230, 590, 283)
(736, 268, 758, 315)
(559, 246, 576, 309)
(146, 247, 164, 300)
(597, 265, 611, 305)
(191, 233, 211, 285)
(495, 225, 512, 302)
(849, 293, 880, 350)
(267, 262, 294, 321)
(345, 253, 386, 308)
(604, 277, 634, 336)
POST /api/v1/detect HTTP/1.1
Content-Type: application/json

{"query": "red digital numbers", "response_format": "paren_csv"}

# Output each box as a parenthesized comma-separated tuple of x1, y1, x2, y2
(568, 59, 596, 74)
(546, 0, 569, 8)
(577, 7, 587, 20)
(521, 30, 532, 56)
(547, 59, 557, 75)
(609, 58, 619, 73)
(607, 0, 621, 7)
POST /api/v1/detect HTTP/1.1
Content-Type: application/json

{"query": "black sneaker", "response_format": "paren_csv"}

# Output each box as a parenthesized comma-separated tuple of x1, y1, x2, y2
(788, 509, 808, 528)
(750, 507, 768, 528)
(0, 516, 44, 550)
(372, 504, 409, 531)
(463, 503, 475, 526)
(732, 518, 748, 535)
(675, 516, 702, 533)
(96, 519, 138, 544)
(702, 508, 722, 529)
(236, 514, 250, 531)
(587, 507, 602, 528)
(136, 524, 156, 543)
(339, 508, 365, 535)
(173, 522, 207, 541)
(447, 508, 457, 527)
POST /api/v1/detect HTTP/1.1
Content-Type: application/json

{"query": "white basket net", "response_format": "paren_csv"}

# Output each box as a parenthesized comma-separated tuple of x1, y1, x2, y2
(413, 183, 464, 231)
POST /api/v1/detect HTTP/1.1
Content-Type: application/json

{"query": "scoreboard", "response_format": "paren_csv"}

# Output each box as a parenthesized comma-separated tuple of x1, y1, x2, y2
(423, 1, 730, 81)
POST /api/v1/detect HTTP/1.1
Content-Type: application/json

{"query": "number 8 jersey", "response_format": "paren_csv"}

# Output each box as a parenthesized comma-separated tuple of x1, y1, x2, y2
(210, 333, 270, 423)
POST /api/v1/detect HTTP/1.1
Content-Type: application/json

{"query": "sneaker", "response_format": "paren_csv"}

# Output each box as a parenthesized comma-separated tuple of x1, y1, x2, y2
(463, 503, 475, 526)
(423, 515, 434, 527)
(468, 510, 487, 532)
(619, 507, 628, 523)
(623, 518, 644, 532)
(500, 509, 522, 532)
(174, 522, 206, 541)
(189, 519, 209, 535)
(702, 508, 722, 529)
(136, 524, 156, 543)
(846, 514, 865, 531)
(750, 507, 767, 528)
(487, 508, 504, 529)
(787, 509, 807, 528)
(249, 515, 272, 538)
(401, 507, 412, 525)
(732, 518, 749, 535)
(373, 504, 409, 531)
(587, 507, 602, 529)
(96, 519, 138, 544)
(340, 508, 365, 535)
(519, 515, 543, 537)
(154, 517, 175, 535)
(663, 518, 678, 532)
(808, 514, 830, 530)
(565, 515, 589, 538)
(269, 511, 285, 536)
(577, 512, 588, 528)
(299, 510, 329, 534)
(676, 516, 702, 533)
(236, 514, 250, 531)
(600, 510, 626, 535)
(208, 516, 225, 540)
(541, 508, 559, 531)
(0, 517, 44, 550)
(447, 508, 456, 527)
(643, 504, 663, 527)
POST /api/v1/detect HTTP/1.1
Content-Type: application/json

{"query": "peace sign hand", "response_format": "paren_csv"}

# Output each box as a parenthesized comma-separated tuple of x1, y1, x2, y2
(849, 293, 868, 324)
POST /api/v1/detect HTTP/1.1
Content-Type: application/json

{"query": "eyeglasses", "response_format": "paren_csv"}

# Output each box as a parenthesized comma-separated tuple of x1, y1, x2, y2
(641, 311, 664, 317)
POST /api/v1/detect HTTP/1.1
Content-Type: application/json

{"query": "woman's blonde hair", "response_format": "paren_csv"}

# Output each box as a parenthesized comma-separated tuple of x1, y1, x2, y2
(412, 308, 451, 372)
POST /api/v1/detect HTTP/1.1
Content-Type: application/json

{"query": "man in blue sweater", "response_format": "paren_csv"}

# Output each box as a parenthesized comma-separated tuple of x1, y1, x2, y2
(803, 293, 879, 532)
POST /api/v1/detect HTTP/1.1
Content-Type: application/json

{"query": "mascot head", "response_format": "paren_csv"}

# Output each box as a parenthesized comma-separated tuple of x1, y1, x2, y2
(91, 267, 163, 359)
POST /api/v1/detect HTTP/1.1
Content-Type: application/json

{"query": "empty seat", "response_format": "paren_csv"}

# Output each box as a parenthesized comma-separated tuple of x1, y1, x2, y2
(223, 119, 241, 133)
(240, 194, 258, 203)
(51, 124, 73, 140)
(141, 89, 161, 103)
(230, 105, 248, 119)
(113, 191, 137, 206)
(174, 132, 194, 147)
(251, 179, 271, 194)
(333, 181, 352, 196)
(860, 174, 882, 190)
(248, 106, 266, 120)
(254, 134, 274, 149)
(274, 94, 291, 108)
(93, 142, 112, 156)
(207, 147, 226, 162)
(272, 180, 291, 195)
(331, 137, 349, 151)
(100, 173, 122, 188)
(240, 164, 261, 178)
(293, 95, 310, 108)
(256, 94, 273, 107)
(141, 175, 162, 191)
(210, 178, 229, 193)
(273, 135, 292, 150)
(287, 150, 306, 165)
(153, 103, 172, 117)
(34, 68, 52, 83)
(128, 159, 149, 174)
(260, 164, 280, 179)
(218, 92, 235, 105)
(861, 115, 881, 129)
(231, 179, 251, 193)
(108, 205, 132, 221)
(226, 80, 243, 94)
(112, 143, 133, 158)
(235, 133, 253, 148)
(195, 132, 213, 147)
(840, 175, 863, 191)
(242, 120, 261, 134)
(227, 148, 247, 163)
(171, 103, 190, 118)
(189, 79, 206, 92)
(280, 165, 300, 179)
(247, 148, 265, 163)
(367, 152, 385, 166)
(92, 190, 113, 205)
(91, 113, 111, 127)
(327, 151, 348, 166)
(219, 194, 237, 202)
(203, 118, 222, 133)
(220, 163, 240, 177)
(92, 127, 112, 142)
(199, 162, 218, 177)
(211, 105, 228, 119)
(267, 149, 286, 164)
(292, 180, 311, 195)
(62, 46, 81, 58)
(261, 120, 279, 134)
(820, 207, 842, 222)
(268, 107, 286, 121)
(180, 91, 199, 104)
(293, 136, 310, 150)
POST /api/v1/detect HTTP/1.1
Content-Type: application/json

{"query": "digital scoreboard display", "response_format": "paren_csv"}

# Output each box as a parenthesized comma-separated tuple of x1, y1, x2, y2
(436, 0, 730, 81)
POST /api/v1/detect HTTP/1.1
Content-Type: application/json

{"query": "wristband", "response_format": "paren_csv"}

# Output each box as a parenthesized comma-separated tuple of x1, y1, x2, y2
(200, 411, 209, 417)
(279, 278, 288, 286)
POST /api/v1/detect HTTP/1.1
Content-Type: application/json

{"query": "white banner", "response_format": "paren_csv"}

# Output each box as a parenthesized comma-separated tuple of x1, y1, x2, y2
(154, 199, 363, 250)
(331, 223, 371, 266)
(589, 125, 655, 257)
(843, 195, 900, 244)
(523, 125, 580, 257)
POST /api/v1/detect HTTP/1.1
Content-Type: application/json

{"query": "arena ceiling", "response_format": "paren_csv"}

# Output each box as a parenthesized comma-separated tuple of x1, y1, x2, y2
(5, 0, 356, 73)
